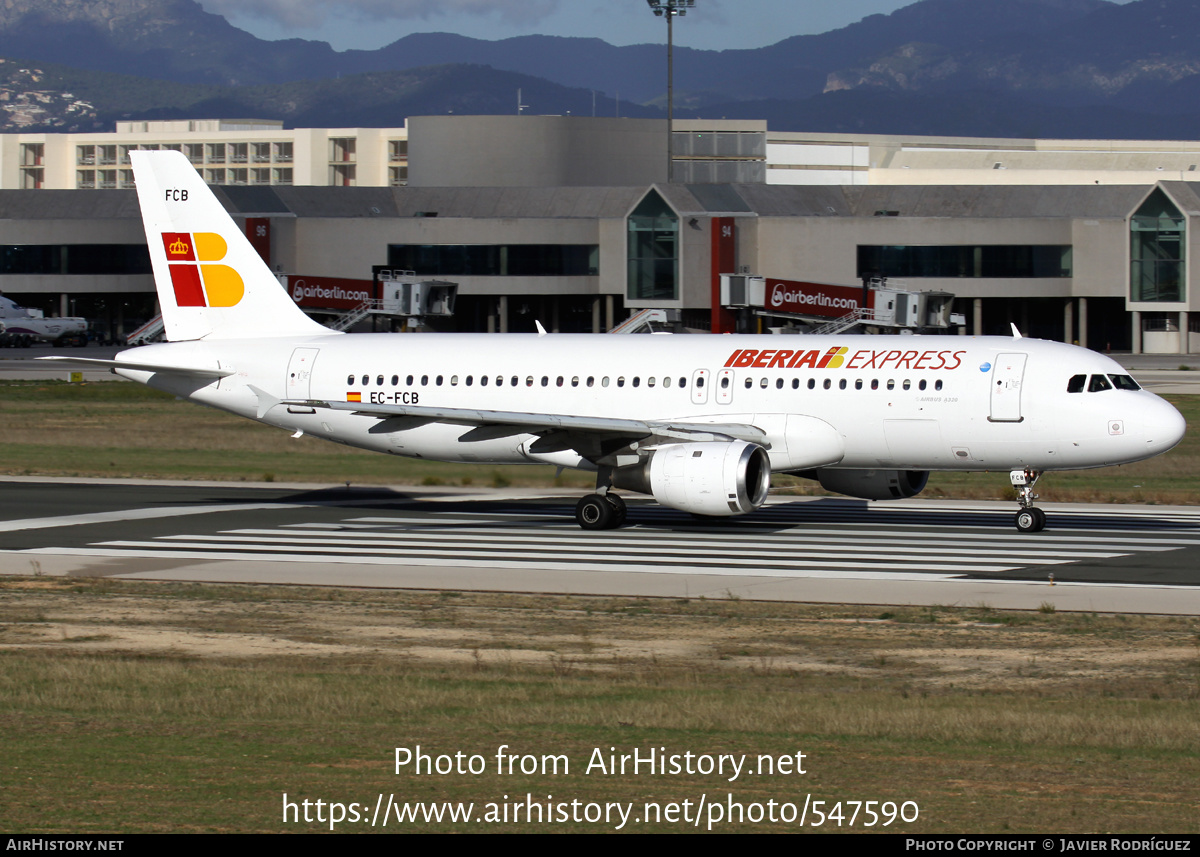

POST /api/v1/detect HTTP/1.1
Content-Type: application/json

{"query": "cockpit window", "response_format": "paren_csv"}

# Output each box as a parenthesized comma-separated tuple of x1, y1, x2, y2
(1088, 374, 1112, 392)
(1108, 374, 1140, 391)
(1067, 374, 1086, 393)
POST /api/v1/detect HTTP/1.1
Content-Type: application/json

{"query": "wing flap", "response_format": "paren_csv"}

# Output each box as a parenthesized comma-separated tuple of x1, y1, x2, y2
(283, 399, 767, 445)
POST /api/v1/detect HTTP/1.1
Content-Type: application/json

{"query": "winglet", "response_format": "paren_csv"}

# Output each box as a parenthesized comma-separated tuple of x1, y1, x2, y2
(535, 320, 548, 336)
(1010, 323, 1023, 339)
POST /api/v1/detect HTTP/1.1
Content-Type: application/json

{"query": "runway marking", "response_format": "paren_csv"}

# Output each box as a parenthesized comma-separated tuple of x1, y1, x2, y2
(0, 503, 292, 533)
(13, 499, 1200, 585)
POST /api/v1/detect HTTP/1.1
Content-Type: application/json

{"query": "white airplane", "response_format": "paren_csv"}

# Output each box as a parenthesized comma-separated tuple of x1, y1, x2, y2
(44, 151, 1186, 533)
(0, 294, 88, 347)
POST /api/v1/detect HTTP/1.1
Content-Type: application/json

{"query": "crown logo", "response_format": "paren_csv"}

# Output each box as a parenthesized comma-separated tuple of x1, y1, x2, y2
(169, 238, 189, 256)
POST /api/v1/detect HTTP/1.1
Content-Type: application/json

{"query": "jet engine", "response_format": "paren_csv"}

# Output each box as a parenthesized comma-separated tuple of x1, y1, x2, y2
(613, 440, 771, 517)
(814, 468, 929, 501)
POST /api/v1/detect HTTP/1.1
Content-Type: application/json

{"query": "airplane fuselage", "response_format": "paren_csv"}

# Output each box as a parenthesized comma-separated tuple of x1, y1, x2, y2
(117, 331, 1183, 476)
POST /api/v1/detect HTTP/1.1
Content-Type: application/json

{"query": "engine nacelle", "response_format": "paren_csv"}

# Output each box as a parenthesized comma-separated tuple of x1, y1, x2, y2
(815, 468, 929, 501)
(613, 440, 771, 517)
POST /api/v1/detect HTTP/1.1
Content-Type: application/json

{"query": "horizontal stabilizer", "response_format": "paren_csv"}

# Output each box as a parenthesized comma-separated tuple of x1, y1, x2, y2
(36, 356, 232, 379)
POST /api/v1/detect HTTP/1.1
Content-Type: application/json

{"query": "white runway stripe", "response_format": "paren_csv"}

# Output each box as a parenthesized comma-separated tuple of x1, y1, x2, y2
(23, 500, 1199, 583)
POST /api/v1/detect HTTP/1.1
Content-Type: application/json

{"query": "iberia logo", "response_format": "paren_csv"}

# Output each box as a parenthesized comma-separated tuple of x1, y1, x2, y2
(726, 346, 848, 370)
(161, 232, 244, 308)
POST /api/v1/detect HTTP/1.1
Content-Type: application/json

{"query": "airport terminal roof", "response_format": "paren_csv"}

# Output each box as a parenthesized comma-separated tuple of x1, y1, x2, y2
(0, 183, 1169, 223)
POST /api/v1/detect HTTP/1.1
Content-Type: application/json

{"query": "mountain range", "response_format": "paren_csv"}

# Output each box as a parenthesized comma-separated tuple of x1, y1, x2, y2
(1, 0, 1199, 139)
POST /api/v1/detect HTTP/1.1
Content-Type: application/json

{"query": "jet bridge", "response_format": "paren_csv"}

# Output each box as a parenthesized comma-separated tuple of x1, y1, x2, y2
(720, 274, 961, 334)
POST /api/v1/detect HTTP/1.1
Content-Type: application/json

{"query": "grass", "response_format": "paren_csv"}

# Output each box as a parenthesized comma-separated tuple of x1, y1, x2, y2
(0, 381, 1197, 503)
(1, 578, 1199, 833)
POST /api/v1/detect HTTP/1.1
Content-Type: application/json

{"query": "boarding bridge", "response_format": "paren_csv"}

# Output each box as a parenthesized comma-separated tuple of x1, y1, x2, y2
(721, 275, 960, 334)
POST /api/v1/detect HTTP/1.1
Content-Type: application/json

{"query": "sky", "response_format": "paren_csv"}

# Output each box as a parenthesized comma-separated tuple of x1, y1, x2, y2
(193, 0, 1080, 53)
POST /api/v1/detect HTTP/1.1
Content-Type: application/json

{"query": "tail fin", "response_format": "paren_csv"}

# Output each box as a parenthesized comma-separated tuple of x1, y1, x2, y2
(131, 150, 333, 341)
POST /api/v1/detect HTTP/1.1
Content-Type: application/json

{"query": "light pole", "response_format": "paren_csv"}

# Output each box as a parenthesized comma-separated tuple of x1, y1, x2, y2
(646, 0, 693, 182)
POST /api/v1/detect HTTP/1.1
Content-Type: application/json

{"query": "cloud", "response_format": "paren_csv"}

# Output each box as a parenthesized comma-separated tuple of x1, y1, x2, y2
(201, 0, 560, 30)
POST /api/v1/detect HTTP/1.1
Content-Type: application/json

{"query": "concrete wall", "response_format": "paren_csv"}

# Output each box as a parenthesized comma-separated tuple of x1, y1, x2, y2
(408, 116, 667, 188)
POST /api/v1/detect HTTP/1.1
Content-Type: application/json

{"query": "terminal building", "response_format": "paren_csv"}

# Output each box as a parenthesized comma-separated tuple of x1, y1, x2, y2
(0, 116, 1197, 352)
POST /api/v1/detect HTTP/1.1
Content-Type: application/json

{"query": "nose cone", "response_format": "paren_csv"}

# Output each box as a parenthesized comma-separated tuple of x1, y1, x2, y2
(1143, 395, 1187, 456)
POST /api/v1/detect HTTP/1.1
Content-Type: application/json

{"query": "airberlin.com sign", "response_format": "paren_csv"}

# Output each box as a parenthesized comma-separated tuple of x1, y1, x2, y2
(287, 275, 374, 310)
(765, 279, 870, 320)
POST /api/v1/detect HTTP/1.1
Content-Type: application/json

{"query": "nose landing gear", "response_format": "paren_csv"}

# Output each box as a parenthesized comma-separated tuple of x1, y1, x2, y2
(1010, 468, 1046, 532)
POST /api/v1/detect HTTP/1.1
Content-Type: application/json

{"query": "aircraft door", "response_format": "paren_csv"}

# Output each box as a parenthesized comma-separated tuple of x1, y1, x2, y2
(691, 369, 709, 405)
(988, 352, 1027, 422)
(716, 369, 734, 405)
(286, 347, 320, 399)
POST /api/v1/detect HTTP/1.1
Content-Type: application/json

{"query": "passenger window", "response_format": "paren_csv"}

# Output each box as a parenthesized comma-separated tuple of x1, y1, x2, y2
(855, 379, 862, 390)
(617, 377, 625, 387)
(556, 376, 564, 387)
(919, 379, 927, 391)
(935, 380, 943, 391)
(421, 375, 428, 386)
(465, 376, 472, 386)
(436, 375, 443, 386)
(346, 374, 354, 385)
(871, 379, 879, 390)
(587, 377, 595, 387)
(679, 377, 687, 388)
(541, 376, 549, 387)
(647, 377, 656, 387)
(376, 375, 384, 386)
(406, 375, 414, 385)
(839, 379, 847, 390)
(603, 377, 610, 387)
(526, 376, 534, 387)
(721, 377, 730, 389)
(902, 379, 911, 391)
(1067, 374, 1086, 393)
(450, 375, 458, 386)
(510, 376, 517, 387)
(1088, 374, 1112, 392)
(823, 379, 831, 390)
(391, 375, 399, 386)
(361, 375, 369, 386)
(572, 377, 580, 387)
(480, 376, 488, 386)
(776, 378, 784, 390)
(792, 378, 799, 389)
(695, 376, 703, 388)
(760, 378, 768, 389)
(807, 379, 815, 390)
(744, 378, 753, 389)
(633, 377, 640, 388)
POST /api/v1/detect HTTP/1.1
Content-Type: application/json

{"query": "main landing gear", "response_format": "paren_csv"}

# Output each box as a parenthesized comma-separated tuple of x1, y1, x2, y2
(575, 491, 626, 530)
(1010, 468, 1046, 533)
(575, 466, 627, 530)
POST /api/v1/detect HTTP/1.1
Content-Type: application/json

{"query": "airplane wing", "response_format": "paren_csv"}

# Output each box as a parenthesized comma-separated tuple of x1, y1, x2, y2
(283, 398, 768, 446)
(35, 356, 233, 379)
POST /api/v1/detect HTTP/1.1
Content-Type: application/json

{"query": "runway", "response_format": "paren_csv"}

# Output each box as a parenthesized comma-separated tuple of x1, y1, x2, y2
(1, 479, 1198, 614)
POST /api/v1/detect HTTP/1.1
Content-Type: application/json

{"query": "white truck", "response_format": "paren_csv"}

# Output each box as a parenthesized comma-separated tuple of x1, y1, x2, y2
(0, 295, 88, 347)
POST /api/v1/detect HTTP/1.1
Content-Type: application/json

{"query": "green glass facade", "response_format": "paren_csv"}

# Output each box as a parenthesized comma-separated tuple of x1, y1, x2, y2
(627, 190, 678, 301)
(1130, 189, 1185, 303)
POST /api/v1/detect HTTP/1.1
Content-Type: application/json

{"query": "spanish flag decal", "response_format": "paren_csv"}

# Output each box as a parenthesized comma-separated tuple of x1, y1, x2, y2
(162, 232, 245, 308)
(347, 392, 362, 403)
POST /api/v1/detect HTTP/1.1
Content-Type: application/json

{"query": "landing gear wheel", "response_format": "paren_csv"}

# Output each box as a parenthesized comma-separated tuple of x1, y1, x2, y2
(576, 494, 614, 530)
(604, 493, 627, 527)
(1015, 507, 1046, 533)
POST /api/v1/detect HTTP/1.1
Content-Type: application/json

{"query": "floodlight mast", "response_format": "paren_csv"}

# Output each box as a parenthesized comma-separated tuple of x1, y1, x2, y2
(646, 0, 693, 182)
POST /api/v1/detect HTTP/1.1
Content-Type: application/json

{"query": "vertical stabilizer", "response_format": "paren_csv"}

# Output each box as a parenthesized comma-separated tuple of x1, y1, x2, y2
(131, 150, 334, 341)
